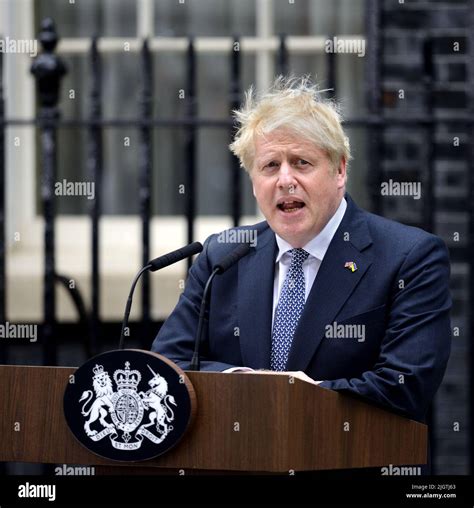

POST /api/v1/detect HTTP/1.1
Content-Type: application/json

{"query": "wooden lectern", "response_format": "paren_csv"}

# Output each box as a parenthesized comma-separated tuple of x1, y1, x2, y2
(0, 365, 427, 473)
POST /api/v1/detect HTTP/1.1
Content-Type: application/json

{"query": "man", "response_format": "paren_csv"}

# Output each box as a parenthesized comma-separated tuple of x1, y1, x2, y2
(152, 77, 451, 423)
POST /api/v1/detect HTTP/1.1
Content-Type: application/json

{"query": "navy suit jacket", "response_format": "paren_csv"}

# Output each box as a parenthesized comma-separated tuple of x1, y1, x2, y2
(152, 194, 452, 422)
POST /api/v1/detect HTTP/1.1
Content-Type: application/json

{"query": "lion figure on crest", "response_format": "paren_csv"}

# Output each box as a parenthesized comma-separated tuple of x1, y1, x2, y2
(79, 364, 114, 437)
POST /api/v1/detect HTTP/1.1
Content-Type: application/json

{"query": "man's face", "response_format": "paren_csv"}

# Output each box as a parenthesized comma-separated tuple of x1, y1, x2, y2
(251, 129, 346, 247)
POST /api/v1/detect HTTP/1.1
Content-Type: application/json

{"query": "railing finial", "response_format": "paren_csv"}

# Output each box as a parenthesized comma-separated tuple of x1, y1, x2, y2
(30, 18, 67, 108)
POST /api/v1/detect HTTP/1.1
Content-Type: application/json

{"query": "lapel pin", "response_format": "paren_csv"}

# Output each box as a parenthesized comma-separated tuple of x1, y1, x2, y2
(344, 261, 358, 272)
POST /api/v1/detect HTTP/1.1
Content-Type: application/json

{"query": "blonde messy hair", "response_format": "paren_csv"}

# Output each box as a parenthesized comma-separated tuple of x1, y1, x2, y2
(229, 76, 351, 173)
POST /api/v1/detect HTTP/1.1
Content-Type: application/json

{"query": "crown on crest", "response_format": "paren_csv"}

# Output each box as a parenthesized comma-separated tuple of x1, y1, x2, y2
(92, 364, 104, 376)
(113, 361, 141, 390)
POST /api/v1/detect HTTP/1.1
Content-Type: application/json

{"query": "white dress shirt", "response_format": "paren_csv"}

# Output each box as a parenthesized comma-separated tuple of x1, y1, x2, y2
(272, 197, 347, 326)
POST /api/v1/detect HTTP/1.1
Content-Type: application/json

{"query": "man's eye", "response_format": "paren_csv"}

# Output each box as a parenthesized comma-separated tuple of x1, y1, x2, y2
(263, 161, 278, 170)
(297, 159, 309, 166)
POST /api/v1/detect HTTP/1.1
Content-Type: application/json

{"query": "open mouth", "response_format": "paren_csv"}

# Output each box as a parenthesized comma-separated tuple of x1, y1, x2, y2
(276, 200, 306, 213)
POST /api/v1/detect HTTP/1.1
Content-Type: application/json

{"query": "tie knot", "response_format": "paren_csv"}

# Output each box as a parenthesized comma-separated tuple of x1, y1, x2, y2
(289, 248, 309, 268)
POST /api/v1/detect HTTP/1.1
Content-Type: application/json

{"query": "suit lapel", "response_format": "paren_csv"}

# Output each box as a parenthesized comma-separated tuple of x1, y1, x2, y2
(238, 224, 276, 369)
(287, 195, 374, 372)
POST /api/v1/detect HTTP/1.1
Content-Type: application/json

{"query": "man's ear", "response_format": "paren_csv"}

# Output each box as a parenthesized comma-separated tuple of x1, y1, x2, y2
(252, 181, 256, 198)
(336, 157, 347, 187)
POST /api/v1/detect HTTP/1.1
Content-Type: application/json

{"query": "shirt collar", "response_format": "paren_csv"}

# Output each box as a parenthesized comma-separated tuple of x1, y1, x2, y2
(275, 197, 347, 263)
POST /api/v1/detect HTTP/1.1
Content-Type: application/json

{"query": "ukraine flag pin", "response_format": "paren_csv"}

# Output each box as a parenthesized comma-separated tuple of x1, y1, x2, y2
(344, 261, 358, 272)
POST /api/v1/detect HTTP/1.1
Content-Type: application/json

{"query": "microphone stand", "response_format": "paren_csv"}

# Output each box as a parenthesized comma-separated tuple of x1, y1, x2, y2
(189, 267, 220, 371)
(119, 264, 151, 350)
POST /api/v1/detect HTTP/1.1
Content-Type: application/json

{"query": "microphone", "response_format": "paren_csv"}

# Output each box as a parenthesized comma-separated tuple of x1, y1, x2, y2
(190, 243, 252, 371)
(118, 242, 203, 350)
(149, 242, 203, 272)
(213, 243, 252, 274)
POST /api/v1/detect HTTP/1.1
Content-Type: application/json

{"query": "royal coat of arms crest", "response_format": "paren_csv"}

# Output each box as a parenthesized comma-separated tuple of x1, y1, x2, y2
(79, 361, 177, 450)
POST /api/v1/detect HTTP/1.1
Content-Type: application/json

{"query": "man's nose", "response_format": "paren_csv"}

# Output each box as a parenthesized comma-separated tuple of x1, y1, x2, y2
(277, 161, 298, 189)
